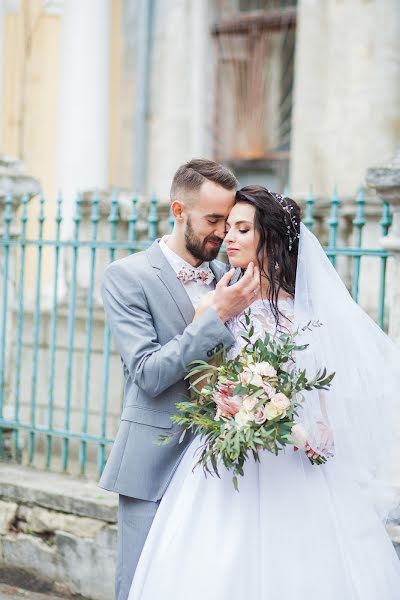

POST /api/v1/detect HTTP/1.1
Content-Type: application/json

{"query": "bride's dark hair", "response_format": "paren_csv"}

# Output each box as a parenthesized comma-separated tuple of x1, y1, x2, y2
(235, 185, 301, 325)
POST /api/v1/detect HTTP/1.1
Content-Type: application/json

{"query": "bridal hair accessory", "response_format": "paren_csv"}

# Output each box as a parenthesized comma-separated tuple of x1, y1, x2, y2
(272, 192, 300, 252)
(176, 265, 215, 285)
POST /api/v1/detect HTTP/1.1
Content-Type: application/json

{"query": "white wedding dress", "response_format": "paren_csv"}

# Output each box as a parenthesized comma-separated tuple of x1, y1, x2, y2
(128, 298, 400, 600)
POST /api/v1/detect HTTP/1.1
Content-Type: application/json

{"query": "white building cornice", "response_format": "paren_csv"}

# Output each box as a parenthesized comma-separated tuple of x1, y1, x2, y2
(42, 0, 64, 16)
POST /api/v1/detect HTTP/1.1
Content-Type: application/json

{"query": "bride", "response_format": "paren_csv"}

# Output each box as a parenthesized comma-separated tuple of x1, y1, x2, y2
(128, 186, 400, 599)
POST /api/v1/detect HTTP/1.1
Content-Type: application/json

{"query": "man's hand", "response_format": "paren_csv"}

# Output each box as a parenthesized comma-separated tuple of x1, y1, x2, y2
(211, 262, 260, 323)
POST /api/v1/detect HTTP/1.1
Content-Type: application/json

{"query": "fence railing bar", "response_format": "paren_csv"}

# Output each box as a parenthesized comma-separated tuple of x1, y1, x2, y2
(98, 191, 119, 475)
(378, 201, 392, 329)
(0, 194, 13, 459)
(46, 192, 63, 469)
(13, 194, 29, 461)
(62, 193, 82, 471)
(168, 207, 174, 233)
(0, 238, 390, 258)
(0, 239, 153, 250)
(127, 194, 138, 250)
(148, 194, 159, 242)
(351, 188, 366, 302)
(80, 192, 100, 475)
(327, 187, 340, 267)
(0, 418, 114, 444)
(323, 248, 388, 258)
(303, 187, 315, 231)
(29, 194, 45, 465)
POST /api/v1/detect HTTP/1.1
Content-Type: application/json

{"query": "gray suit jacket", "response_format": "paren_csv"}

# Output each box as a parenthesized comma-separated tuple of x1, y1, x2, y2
(99, 240, 235, 501)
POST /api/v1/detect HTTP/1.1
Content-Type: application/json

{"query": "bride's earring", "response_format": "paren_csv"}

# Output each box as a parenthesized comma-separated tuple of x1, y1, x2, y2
(274, 262, 279, 271)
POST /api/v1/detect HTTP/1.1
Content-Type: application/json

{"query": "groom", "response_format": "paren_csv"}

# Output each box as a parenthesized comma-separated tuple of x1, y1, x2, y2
(99, 159, 260, 600)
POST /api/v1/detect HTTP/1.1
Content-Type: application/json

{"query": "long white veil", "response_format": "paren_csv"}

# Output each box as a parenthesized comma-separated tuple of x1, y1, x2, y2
(294, 223, 400, 521)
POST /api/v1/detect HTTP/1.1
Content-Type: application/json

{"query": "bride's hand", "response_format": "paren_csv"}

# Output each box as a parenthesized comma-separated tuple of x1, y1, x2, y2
(305, 422, 334, 461)
(193, 291, 215, 321)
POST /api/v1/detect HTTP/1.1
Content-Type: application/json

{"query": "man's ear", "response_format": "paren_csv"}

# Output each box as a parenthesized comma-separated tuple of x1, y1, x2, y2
(170, 200, 186, 222)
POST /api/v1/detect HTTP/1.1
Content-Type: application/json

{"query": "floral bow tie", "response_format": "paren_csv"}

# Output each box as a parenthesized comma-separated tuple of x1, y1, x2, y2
(176, 265, 215, 285)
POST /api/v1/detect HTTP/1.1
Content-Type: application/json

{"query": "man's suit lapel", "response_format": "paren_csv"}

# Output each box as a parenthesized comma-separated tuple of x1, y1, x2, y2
(210, 260, 241, 285)
(146, 241, 195, 326)
(209, 259, 227, 283)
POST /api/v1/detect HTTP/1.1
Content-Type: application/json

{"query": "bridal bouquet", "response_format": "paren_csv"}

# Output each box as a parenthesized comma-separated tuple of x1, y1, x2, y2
(158, 313, 335, 490)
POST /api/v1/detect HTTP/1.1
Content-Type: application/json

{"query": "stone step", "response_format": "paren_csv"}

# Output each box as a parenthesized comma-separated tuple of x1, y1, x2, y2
(0, 582, 78, 600)
(0, 465, 117, 522)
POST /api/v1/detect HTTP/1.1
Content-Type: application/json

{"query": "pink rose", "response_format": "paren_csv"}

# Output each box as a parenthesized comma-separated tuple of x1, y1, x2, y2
(213, 391, 243, 417)
(217, 379, 238, 396)
(253, 406, 267, 425)
(261, 382, 276, 399)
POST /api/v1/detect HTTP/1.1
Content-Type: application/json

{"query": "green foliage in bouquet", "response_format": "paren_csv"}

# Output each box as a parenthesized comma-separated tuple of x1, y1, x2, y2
(158, 312, 335, 491)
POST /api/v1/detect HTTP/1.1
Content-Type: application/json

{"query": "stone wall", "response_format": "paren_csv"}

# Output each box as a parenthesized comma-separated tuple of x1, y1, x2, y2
(0, 465, 117, 600)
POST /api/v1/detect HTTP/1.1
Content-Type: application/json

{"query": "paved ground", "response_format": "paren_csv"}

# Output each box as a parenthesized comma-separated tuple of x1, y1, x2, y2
(0, 584, 75, 600)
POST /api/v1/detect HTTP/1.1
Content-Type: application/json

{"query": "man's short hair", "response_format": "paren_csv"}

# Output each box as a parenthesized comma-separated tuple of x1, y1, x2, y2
(170, 159, 238, 204)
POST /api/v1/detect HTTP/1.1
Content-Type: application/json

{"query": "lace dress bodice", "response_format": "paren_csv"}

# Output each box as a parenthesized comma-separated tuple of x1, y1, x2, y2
(227, 298, 294, 359)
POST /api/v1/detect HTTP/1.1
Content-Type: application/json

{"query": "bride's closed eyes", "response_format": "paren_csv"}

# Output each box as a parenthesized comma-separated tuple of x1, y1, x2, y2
(226, 224, 251, 234)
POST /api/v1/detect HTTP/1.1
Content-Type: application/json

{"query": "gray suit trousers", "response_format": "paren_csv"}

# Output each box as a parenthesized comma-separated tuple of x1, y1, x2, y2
(116, 495, 160, 600)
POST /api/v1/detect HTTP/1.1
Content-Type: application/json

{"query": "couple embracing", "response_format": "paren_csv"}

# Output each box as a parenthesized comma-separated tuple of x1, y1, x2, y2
(100, 159, 400, 600)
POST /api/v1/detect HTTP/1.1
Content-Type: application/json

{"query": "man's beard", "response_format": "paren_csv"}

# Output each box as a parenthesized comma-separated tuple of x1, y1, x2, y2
(184, 217, 223, 262)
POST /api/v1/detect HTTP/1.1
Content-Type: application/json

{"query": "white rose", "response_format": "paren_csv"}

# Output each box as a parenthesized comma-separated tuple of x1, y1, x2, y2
(249, 373, 264, 388)
(261, 382, 276, 399)
(270, 392, 291, 411)
(235, 409, 252, 429)
(289, 423, 308, 450)
(240, 365, 264, 389)
(242, 396, 258, 412)
(264, 403, 283, 421)
(239, 368, 253, 386)
(252, 361, 277, 378)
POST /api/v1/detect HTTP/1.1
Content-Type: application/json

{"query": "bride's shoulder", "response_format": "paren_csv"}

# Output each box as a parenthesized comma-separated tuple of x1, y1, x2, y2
(229, 295, 294, 334)
(251, 295, 294, 311)
(252, 296, 294, 329)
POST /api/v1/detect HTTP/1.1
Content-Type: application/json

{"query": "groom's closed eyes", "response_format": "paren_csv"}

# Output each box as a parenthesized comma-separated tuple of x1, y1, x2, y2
(205, 213, 227, 225)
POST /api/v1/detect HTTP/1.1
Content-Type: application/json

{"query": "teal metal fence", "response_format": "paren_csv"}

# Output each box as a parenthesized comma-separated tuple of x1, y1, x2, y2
(0, 189, 392, 477)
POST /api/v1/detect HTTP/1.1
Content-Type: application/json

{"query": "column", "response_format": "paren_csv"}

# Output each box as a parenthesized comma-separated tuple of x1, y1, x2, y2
(290, 0, 400, 198)
(57, 0, 111, 219)
(189, 0, 211, 158)
(146, 0, 212, 198)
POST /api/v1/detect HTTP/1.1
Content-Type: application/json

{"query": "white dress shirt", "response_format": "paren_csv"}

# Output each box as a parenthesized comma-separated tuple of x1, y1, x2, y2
(159, 236, 216, 308)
